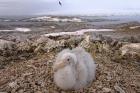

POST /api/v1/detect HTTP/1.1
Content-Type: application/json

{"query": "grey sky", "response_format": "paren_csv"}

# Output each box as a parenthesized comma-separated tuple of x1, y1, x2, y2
(0, 0, 140, 16)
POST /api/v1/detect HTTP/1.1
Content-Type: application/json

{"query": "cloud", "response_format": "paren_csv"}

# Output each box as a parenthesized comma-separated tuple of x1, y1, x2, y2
(0, 0, 140, 16)
(0, 0, 61, 15)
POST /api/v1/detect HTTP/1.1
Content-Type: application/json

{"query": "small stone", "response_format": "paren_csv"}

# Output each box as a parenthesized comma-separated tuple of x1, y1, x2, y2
(103, 87, 112, 93)
(35, 91, 42, 93)
(90, 88, 96, 92)
(18, 89, 24, 93)
(114, 85, 125, 93)
(8, 81, 17, 88)
(106, 73, 112, 81)
(97, 85, 102, 89)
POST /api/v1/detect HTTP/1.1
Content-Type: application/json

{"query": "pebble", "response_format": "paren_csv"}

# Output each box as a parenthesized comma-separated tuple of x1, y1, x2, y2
(8, 81, 17, 88)
(114, 85, 125, 93)
(103, 87, 112, 93)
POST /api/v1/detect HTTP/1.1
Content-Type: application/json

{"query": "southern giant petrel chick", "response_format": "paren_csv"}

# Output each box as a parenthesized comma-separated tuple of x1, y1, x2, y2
(53, 47, 96, 90)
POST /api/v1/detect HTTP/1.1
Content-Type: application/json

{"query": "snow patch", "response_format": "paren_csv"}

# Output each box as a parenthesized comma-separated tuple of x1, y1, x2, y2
(0, 30, 14, 32)
(30, 16, 51, 20)
(14, 28, 31, 32)
(50, 26, 55, 28)
(129, 26, 140, 29)
(43, 29, 114, 37)
(29, 16, 82, 22)
(0, 28, 31, 32)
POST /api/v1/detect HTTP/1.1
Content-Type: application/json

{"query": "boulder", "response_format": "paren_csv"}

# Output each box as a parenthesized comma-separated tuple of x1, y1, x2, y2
(120, 43, 140, 56)
(17, 40, 33, 52)
(0, 39, 15, 50)
(34, 36, 66, 53)
(120, 43, 140, 61)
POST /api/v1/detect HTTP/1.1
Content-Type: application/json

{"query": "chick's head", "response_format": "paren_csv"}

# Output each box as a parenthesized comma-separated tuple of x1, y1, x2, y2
(54, 53, 77, 72)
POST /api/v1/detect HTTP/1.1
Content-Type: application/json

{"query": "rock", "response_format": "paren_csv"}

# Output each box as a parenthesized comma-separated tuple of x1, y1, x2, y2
(8, 81, 18, 88)
(106, 72, 112, 81)
(78, 36, 91, 49)
(97, 85, 103, 89)
(35, 91, 42, 93)
(102, 43, 110, 51)
(120, 43, 140, 55)
(34, 45, 44, 53)
(121, 36, 140, 43)
(103, 87, 112, 93)
(33, 36, 66, 53)
(17, 40, 33, 52)
(96, 34, 113, 44)
(43, 40, 65, 52)
(114, 85, 125, 93)
(91, 33, 102, 41)
(0, 39, 15, 50)
(66, 36, 83, 48)
(18, 89, 24, 93)
(33, 36, 50, 46)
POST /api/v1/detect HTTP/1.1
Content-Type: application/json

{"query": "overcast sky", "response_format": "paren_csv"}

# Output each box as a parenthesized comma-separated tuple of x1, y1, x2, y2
(0, 0, 140, 16)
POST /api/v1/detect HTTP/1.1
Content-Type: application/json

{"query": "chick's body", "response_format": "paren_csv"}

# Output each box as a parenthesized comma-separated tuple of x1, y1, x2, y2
(53, 47, 96, 90)
(54, 65, 76, 90)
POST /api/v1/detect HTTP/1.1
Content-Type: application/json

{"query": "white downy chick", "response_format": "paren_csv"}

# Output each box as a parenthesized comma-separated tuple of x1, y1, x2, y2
(53, 47, 96, 90)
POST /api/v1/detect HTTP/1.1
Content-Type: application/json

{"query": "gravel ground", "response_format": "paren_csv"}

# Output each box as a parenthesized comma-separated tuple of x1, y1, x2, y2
(0, 40, 139, 93)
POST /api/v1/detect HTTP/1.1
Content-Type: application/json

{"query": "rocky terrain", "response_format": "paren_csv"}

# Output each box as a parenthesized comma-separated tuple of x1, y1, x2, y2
(0, 16, 140, 93)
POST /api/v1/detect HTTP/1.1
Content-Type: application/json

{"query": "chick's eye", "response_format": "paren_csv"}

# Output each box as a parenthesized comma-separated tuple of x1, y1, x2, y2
(67, 58, 70, 61)
(67, 58, 71, 64)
